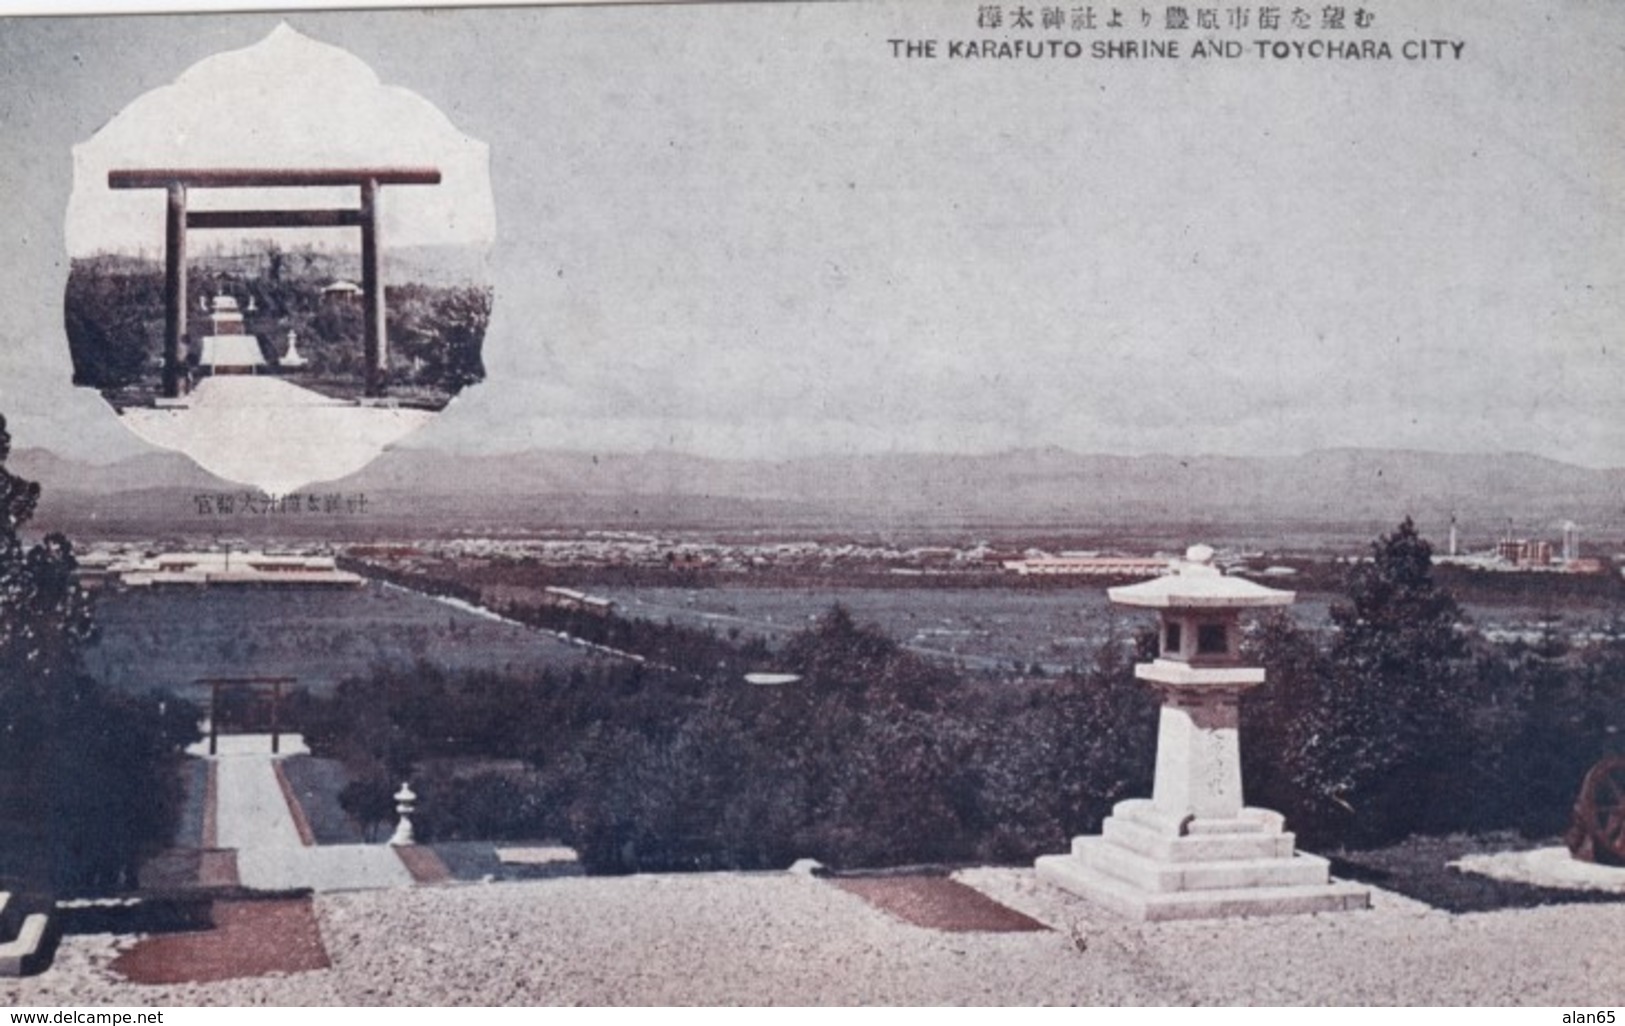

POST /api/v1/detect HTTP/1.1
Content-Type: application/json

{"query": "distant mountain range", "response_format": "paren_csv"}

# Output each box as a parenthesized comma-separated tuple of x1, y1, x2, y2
(16, 444, 1625, 542)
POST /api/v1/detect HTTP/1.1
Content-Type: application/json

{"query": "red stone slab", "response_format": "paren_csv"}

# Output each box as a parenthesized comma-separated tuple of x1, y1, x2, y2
(272, 761, 317, 847)
(111, 898, 330, 984)
(137, 848, 238, 890)
(395, 845, 453, 885)
(198, 849, 240, 888)
(831, 875, 1050, 933)
(201, 762, 219, 850)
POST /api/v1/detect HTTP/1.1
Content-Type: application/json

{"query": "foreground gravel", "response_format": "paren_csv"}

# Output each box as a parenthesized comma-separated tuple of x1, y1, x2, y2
(4, 869, 1621, 1005)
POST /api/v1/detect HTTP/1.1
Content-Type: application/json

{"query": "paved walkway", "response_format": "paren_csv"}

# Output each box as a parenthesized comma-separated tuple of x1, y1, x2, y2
(198, 734, 413, 893)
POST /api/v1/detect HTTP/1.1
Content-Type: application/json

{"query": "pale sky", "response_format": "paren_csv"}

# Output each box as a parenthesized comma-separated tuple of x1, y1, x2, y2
(65, 23, 495, 256)
(0, 1, 1621, 468)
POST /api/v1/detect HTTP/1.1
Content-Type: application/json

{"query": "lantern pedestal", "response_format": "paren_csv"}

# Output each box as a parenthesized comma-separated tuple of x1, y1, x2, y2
(1036, 800, 1370, 921)
(1036, 676, 1369, 920)
(1036, 546, 1369, 920)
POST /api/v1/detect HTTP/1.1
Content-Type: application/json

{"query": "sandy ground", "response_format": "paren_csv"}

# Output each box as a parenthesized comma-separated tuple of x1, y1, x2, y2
(119, 376, 433, 493)
(16, 734, 1617, 1005)
(1453, 848, 1625, 893)
(5, 868, 1622, 1006)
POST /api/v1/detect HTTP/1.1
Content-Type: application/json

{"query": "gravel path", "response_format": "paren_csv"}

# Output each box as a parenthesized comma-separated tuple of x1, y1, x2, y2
(213, 741, 410, 893)
(215, 754, 305, 855)
(5, 869, 1621, 1005)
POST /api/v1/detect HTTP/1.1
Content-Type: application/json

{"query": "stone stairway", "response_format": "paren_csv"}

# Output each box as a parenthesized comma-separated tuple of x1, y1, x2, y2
(0, 890, 56, 977)
(1037, 799, 1370, 921)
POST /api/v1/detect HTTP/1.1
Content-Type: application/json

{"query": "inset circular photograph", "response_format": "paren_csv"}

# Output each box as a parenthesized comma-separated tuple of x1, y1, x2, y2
(63, 25, 496, 494)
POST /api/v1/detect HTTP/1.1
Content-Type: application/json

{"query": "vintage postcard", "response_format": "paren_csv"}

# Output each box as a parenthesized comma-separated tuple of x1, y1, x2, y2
(0, 0, 1621, 1008)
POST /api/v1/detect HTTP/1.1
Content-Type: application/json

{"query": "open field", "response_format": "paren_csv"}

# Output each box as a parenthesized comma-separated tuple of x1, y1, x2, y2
(80, 563, 1619, 689)
(83, 581, 607, 697)
(588, 584, 1222, 672)
(585, 583, 1615, 673)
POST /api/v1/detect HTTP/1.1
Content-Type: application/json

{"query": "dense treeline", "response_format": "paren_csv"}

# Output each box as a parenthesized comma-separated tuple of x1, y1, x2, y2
(0, 416, 199, 895)
(1243, 519, 1625, 847)
(65, 247, 488, 408)
(309, 518, 1625, 872)
(296, 607, 1160, 872)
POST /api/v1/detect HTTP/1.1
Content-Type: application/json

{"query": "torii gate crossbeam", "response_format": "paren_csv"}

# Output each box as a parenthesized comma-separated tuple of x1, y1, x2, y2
(109, 167, 442, 400)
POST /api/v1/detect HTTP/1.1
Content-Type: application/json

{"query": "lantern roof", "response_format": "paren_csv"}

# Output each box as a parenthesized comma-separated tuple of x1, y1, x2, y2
(1108, 544, 1295, 610)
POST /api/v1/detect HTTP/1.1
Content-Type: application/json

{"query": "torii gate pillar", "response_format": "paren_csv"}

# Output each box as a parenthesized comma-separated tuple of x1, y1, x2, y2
(110, 167, 441, 401)
(163, 184, 188, 400)
(360, 176, 386, 398)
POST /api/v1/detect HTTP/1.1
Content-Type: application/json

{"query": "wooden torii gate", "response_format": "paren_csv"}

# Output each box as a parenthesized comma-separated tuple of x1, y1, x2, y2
(197, 675, 297, 755)
(108, 167, 442, 400)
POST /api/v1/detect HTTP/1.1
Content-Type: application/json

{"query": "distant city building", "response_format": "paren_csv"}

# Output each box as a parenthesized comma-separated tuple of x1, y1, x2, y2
(1241, 565, 1299, 578)
(1434, 526, 1605, 575)
(71, 550, 118, 590)
(1496, 539, 1553, 568)
(540, 586, 616, 616)
(110, 551, 364, 588)
(1003, 556, 1172, 577)
(322, 279, 363, 304)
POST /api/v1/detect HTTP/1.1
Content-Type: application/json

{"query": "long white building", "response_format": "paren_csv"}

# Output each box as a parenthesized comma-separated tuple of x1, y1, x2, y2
(111, 551, 364, 588)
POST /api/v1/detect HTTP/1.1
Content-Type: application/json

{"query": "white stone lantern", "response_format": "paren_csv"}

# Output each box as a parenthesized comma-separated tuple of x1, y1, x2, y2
(389, 782, 417, 847)
(1036, 545, 1369, 920)
(281, 329, 308, 369)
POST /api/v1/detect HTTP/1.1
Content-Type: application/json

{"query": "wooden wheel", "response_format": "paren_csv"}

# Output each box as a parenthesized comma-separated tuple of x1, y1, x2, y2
(1566, 754, 1625, 866)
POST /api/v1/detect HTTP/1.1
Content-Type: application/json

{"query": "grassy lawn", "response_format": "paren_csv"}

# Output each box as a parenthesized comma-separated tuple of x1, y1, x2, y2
(279, 755, 369, 844)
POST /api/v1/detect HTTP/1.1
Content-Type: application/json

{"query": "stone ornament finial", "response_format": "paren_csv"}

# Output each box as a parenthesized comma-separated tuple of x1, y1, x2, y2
(389, 781, 417, 847)
(1181, 544, 1219, 575)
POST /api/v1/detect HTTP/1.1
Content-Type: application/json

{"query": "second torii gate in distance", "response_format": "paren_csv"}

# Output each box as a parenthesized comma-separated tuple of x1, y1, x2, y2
(108, 167, 442, 400)
(196, 675, 297, 756)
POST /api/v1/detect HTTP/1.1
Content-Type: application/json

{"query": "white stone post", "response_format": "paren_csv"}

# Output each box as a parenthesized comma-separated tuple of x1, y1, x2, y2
(389, 782, 417, 847)
(1149, 688, 1247, 822)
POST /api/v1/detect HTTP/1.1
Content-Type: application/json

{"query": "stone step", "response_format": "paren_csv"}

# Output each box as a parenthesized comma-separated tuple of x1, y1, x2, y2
(1107, 799, 1189, 836)
(1074, 836, 1332, 893)
(1036, 853, 1371, 922)
(0, 913, 54, 977)
(1188, 808, 1287, 835)
(1097, 816, 1296, 862)
(1111, 799, 1286, 838)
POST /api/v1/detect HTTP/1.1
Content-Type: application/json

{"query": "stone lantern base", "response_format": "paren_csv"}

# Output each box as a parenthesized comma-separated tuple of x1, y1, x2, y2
(1036, 798, 1370, 921)
(1038, 544, 1371, 920)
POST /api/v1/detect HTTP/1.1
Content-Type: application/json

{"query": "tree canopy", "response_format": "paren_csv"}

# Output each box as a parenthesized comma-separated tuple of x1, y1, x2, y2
(1245, 517, 1480, 845)
(0, 415, 198, 893)
(64, 248, 490, 408)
